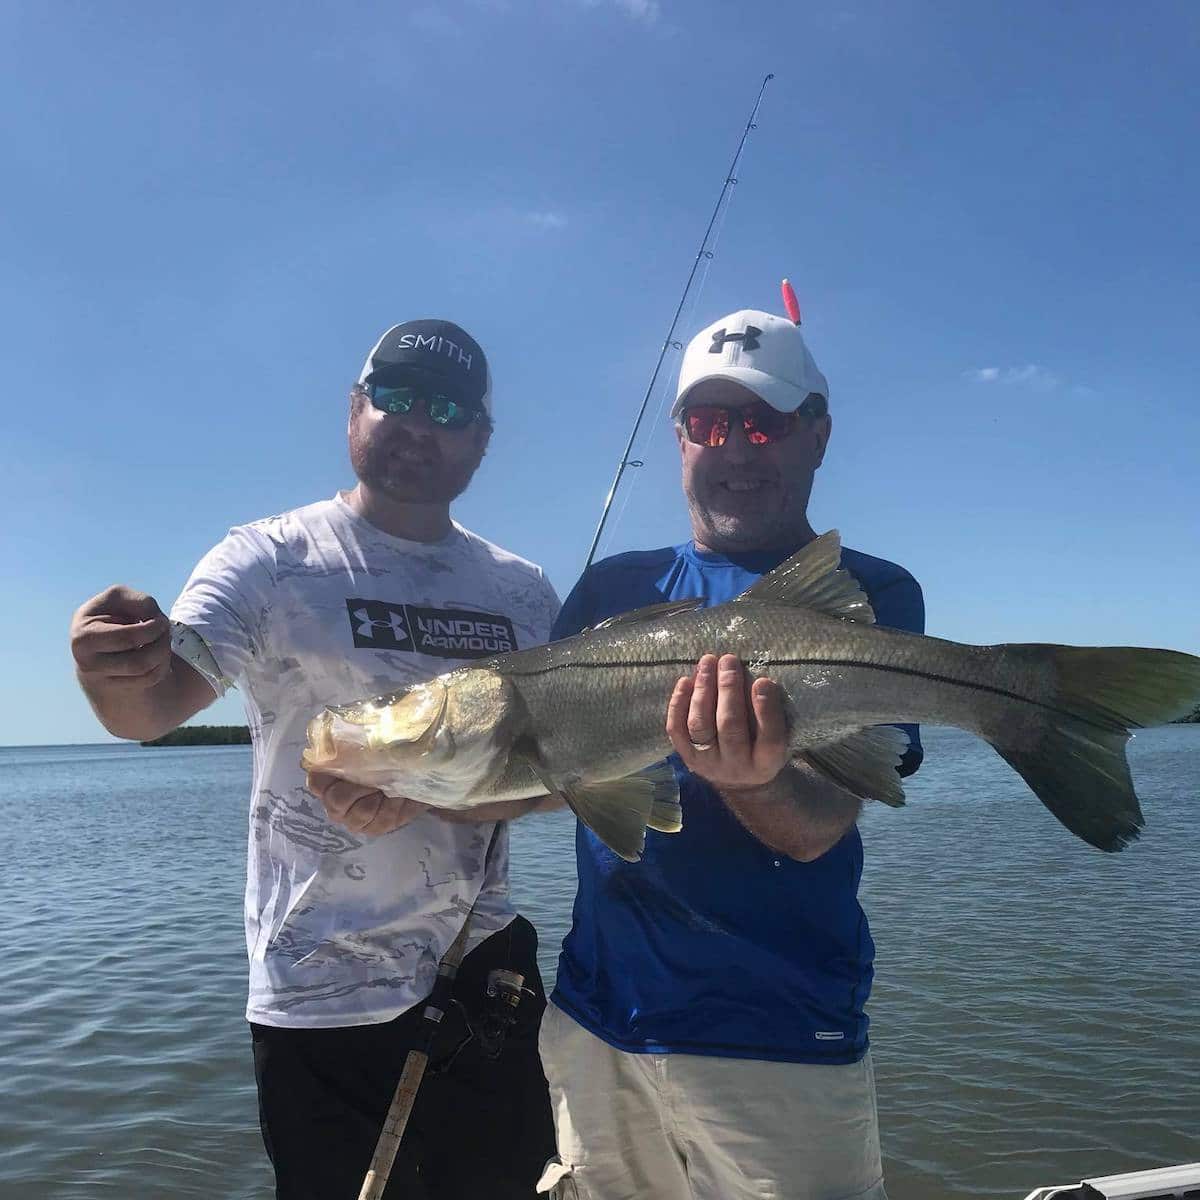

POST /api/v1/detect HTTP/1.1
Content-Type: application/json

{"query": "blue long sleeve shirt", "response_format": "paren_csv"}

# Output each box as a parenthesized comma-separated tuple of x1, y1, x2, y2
(548, 539, 925, 1064)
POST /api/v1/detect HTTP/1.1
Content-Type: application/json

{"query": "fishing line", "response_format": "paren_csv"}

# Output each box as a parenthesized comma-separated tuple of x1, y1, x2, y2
(599, 181, 734, 559)
(584, 71, 776, 569)
(604, 174, 790, 559)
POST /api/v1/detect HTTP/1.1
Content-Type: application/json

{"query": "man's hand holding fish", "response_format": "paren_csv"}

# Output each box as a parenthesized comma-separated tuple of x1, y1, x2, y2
(668, 652, 869, 863)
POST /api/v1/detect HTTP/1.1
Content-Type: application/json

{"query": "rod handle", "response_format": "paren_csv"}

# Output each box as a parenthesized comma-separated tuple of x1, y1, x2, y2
(357, 1049, 430, 1200)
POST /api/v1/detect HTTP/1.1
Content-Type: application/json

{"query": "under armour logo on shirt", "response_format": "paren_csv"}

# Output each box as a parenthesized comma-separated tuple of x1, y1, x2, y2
(347, 600, 412, 650)
(346, 599, 518, 658)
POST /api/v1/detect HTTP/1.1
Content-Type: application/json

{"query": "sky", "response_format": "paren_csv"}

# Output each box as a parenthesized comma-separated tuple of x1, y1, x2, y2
(1, 1, 1197, 746)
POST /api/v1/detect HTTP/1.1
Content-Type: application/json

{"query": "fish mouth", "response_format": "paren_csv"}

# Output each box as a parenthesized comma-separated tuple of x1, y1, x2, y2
(301, 711, 337, 771)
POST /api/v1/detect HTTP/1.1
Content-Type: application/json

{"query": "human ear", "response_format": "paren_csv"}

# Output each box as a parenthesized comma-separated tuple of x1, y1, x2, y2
(812, 414, 832, 467)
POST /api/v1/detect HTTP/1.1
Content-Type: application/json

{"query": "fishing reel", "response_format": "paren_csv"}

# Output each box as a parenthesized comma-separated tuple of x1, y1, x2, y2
(474, 968, 534, 1060)
(429, 968, 535, 1073)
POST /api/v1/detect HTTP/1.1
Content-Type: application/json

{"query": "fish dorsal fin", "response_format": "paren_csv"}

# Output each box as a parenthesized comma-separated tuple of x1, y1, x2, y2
(588, 597, 705, 632)
(734, 530, 875, 624)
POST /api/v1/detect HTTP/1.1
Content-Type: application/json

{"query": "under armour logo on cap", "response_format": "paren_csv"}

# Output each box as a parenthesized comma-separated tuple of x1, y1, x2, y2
(709, 326, 762, 353)
(673, 309, 830, 419)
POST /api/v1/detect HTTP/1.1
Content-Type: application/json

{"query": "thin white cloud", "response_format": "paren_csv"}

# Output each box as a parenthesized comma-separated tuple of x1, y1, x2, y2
(414, 0, 661, 34)
(574, 0, 662, 25)
(409, 6, 462, 35)
(965, 364, 1061, 392)
(525, 210, 568, 230)
(613, 0, 661, 20)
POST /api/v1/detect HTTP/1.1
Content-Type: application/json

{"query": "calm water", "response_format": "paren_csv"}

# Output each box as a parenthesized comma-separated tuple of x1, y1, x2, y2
(2, 728, 1197, 1199)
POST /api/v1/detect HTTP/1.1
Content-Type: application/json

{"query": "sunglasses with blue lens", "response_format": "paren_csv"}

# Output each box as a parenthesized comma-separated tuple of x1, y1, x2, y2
(368, 382, 485, 431)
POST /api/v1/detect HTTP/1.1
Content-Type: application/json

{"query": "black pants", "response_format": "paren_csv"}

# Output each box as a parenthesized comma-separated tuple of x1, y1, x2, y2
(251, 916, 556, 1199)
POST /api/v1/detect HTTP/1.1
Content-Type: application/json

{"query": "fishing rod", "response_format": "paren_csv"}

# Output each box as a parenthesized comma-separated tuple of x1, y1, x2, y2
(583, 71, 775, 570)
(357, 825, 511, 1199)
(357, 915, 473, 1200)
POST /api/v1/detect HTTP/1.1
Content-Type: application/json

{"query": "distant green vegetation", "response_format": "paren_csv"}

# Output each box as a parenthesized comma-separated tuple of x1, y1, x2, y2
(1178, 705, 1200, 725)
(141, 725, 251, 747)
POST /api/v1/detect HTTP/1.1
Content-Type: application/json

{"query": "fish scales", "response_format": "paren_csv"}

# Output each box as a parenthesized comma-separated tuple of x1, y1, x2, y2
(496, 608, 1045, 774)
(302, 532, 1200, 860)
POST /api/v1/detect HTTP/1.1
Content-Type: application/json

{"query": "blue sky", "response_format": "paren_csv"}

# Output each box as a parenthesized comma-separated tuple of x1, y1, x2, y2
(2, 1, 1197, 746)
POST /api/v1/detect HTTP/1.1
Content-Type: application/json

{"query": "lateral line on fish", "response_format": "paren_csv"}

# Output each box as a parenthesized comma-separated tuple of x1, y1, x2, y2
(504, 656, 1117, 729)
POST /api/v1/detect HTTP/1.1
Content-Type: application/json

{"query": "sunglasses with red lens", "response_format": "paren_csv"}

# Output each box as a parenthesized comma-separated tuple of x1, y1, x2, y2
(682, 400, 802, 448)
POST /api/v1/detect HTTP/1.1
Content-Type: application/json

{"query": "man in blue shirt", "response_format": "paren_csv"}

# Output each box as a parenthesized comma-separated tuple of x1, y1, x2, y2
(536, 309, 923, 1200)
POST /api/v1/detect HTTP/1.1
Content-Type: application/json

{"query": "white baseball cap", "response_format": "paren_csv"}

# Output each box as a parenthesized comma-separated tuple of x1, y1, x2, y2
(672, 309, 829, 418)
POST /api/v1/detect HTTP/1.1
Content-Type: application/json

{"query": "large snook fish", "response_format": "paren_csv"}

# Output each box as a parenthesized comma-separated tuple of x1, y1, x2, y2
(302, 532, 1200, 861)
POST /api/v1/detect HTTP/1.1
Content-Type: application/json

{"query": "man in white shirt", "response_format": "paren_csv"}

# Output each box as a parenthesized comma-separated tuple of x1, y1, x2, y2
(70, 319, 561, 1198)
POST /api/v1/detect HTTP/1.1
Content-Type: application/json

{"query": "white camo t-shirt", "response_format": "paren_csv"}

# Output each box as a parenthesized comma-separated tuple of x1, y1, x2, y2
(170, 494, 560, 1028)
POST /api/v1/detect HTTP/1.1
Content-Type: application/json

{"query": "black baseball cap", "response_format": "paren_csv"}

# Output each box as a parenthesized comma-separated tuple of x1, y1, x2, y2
(357, 319, 492, 415)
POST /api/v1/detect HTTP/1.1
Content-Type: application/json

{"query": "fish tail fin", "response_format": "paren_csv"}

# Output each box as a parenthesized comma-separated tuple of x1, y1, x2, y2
(986, 647, 1200, 852)
(1051, 646, 1200, 731)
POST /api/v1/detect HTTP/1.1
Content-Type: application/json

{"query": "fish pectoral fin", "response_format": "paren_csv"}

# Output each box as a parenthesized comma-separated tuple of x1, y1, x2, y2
(803, 726, 910, 807)
(586, 598, 706, 632)
(733, 530, 876, 624)
(521, 758, 682, 863)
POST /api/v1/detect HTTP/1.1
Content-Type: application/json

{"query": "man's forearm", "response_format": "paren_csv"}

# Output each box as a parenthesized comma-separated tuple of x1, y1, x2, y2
(79, 677, 180, 741)
(719, 761, 863, 862)
(78, 659, 214, 742)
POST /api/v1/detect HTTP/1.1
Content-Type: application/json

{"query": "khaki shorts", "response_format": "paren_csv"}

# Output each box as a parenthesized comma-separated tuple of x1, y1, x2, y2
(536, 1001, 887, 1200)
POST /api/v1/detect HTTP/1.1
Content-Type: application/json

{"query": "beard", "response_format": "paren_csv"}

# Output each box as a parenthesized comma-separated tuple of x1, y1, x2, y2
(684, 469, 812, 553)
(349, 427, 485, 505)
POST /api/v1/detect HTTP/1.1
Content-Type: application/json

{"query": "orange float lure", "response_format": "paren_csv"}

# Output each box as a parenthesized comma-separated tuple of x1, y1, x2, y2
(780, 278, 802, 325)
